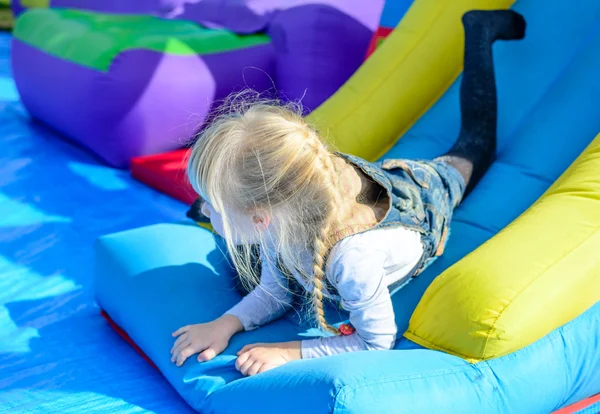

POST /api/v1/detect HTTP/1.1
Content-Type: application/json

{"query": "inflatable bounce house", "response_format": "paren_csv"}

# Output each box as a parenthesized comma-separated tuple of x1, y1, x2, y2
(93, 0, 600, 412)
(10, 0, 383, 167)
(128, 0, 418, 205)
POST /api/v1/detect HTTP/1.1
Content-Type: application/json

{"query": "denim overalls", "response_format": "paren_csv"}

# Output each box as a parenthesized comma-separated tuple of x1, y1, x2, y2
(334, 152, 466, 284)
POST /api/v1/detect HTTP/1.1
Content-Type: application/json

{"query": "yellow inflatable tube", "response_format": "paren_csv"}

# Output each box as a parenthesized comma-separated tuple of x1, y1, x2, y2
(307, 0, 515, 161)
(405, 133, 600, 362)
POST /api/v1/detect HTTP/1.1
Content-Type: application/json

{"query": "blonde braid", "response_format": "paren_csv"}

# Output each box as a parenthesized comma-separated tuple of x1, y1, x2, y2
(310, 139, 343, 335)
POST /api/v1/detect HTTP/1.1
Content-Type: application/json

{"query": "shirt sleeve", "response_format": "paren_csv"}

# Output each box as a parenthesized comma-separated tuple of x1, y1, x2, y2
(224, 247, 293, 331)
(301, 245, 398, 359)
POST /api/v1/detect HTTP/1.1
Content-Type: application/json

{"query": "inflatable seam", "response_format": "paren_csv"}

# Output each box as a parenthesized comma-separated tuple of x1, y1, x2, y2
(404, 225, 599, 362)
(332, 362, 481, 413)
(480, 225, 599, 360)
(332, 302, 599, 412)
(402, 330, 475, 361)
(15, 38, 103, 73)
(451, 217, 495, 237)
(495, 159, 554, 185)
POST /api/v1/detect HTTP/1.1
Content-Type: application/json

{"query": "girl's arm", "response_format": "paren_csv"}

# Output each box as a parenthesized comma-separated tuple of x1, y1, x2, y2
(172, 247, 293, 367)
(301, 247, 398, 359)
(225, 247, 293, 331)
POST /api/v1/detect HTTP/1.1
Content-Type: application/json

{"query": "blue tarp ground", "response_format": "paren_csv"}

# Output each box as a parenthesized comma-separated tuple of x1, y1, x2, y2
(0, 33, 196, 413)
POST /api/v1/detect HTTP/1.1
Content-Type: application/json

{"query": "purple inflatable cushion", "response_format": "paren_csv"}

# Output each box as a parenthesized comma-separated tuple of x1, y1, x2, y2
(14, 8, 271, 71)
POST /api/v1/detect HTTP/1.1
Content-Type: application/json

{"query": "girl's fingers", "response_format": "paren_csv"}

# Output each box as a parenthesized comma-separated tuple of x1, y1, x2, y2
(172, 325, 190, 337)
(176, 345, 200, 367)
(237, 343, 261, 356)
(258, 363, 275, 374)
(197, 347, 217, 362)
(171, 333, 188, 353)
(238, 357, 257, 376)
(171, 340, 192, 363)
(247, 361, 264, 377)
(235, 351, 250, 371)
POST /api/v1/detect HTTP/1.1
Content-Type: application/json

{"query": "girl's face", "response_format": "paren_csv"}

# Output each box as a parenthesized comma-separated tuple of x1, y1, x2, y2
(200, 199, 268, 244)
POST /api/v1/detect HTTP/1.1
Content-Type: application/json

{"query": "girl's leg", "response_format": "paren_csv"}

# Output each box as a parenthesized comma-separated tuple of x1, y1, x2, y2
(440, 10, 526, 197)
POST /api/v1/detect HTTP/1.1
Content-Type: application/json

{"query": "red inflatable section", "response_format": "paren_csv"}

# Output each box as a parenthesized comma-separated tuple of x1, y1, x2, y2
(101, 310, 158, 371)
(130, 149, 195, 204)
(553, 394, 600, 414)
(365, 26, 394, 58)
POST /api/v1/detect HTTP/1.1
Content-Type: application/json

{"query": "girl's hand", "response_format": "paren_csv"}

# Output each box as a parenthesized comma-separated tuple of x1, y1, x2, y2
(171, 315, 243, 367)
(235, 341, 302, 376)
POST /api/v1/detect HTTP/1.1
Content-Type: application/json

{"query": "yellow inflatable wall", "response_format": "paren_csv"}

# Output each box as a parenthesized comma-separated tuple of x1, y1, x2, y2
(405, 133, 600, 362)
(307, 0, 515, 161)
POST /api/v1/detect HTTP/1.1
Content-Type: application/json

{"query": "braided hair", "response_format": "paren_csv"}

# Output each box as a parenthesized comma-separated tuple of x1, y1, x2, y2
(187, 92, 347, 334)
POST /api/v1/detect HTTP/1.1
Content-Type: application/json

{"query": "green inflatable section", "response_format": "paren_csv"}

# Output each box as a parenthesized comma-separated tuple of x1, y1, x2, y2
(20, 0, 49, 7)
(14, 9, 271, 71)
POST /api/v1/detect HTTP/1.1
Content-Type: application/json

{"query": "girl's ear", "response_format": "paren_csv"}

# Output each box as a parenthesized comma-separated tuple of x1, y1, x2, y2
(252, 210, 271, 231)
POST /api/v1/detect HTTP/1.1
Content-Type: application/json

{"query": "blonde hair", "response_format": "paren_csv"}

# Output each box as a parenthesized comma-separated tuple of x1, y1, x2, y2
(187, 93, 343, 335)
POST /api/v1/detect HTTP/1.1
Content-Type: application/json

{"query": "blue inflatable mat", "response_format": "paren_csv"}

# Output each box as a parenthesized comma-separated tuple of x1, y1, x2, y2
(94, 0, 600, 412)
(96, 223, 600, 413)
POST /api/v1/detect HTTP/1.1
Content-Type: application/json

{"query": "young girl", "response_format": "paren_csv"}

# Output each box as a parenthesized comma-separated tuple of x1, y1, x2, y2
(171, 10, 526, 376)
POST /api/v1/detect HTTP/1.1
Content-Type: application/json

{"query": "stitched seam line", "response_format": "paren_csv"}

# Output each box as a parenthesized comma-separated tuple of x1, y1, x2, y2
(403, 331, 477, 360)
(480, 226, 599, 358)
(333, 362, 481, 413)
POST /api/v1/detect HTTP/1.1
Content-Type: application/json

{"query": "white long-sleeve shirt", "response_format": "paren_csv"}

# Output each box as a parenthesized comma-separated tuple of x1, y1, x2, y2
(225, 226, 424, 359)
